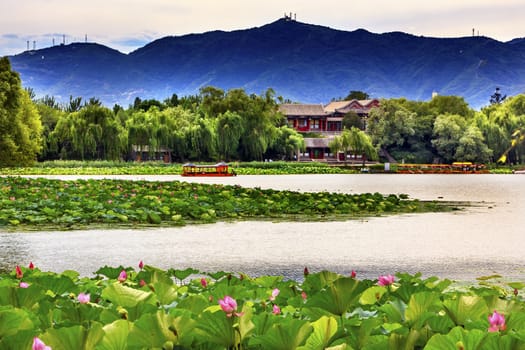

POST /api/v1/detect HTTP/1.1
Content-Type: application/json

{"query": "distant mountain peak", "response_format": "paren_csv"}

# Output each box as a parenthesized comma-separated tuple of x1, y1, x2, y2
(9, 19, 525, 109)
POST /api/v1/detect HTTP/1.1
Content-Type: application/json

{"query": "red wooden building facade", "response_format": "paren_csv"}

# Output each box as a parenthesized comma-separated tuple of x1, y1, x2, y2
(279, 99, 380, 160)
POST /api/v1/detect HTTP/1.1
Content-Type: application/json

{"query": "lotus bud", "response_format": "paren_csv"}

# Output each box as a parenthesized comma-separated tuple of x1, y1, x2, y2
(118, 270, 127, 282)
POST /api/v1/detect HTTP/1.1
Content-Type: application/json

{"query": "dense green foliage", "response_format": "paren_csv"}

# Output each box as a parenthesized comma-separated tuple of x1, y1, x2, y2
(38, 91, 525, 166)
(2, 57, 525, 167)
(0, 177, 448, 230)
(2, 265, 525, 349)
(0, 57, 42, 166)
(367, 95, 525, 164)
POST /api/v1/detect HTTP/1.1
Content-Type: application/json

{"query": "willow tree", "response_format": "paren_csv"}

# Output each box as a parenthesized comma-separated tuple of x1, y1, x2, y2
(0, 57, 42, 166)
(329, 127, 377, 165)
(126, 106, 199, 161)
(234, 89, 281, 161)
(270, 126, 305, 160)
(215, 111, 244, 161)
(51, 104, 126, 160)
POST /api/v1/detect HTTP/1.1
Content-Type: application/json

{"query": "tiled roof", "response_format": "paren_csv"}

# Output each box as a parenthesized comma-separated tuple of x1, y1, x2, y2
(323, 101, 350, 113)
(304, 137, 334, 148)
(324, 99, 379, 113)
(279, 103, 327, 116)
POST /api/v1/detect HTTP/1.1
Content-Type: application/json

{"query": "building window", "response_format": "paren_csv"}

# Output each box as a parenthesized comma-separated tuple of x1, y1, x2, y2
(311, 119, 320, 129)
(298, 119, 308, 127)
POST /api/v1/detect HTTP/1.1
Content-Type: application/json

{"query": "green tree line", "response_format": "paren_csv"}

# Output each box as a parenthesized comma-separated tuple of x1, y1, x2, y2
(366, 95, 525, 164)
(1, 56, 525, 166)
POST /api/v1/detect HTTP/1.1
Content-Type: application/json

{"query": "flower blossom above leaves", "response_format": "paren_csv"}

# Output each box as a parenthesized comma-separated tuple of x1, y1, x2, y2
(29, 262, 35, 270)
(15, 265, 23, 279)
(378, 275, 395, 286)
(138, 260, 144, 270)
(77, 293, 90, 304)
(488, 310, 506, 332)
(218, 295, 243, 317)
(19, 282, 29, 288)
(200, 278, 207, 288)
(301, 291, 307, 301)
(117, 270, 127, 282)
(272, 304, 281, 315)
(32, 337, 51, 350)
(350, 270, 357, 278)
(269, 288, 280, 301)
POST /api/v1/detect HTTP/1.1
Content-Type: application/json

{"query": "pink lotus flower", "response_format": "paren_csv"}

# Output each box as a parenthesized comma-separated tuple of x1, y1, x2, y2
(29, 262, 35, 270)
(15, 265, 23, 279)
(378, 275, 395, 286)
(117, 270, 127, 282)
(139, 279, 146, 287)
(77, 293, 90, 304)
(200, 278, 207, 288)
(138, 260, 144, 269)
(19, 282, 29, 288)
(269, 288, 280, 301)
(488, 310, 506, 332)
(272, 304, 281, 315)
(350, 270, 356, 278)
(301, 291, 307, 301)
(32, 337, 51, 350)
(304, 267, 309, 277)
(218, 296, 243, 317)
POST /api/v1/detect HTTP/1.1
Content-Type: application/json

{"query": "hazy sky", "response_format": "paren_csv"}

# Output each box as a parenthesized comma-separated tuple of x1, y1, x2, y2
(1, 0, 524, 57)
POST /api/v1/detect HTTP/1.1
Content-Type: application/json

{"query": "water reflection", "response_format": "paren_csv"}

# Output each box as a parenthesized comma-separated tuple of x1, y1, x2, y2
(1, 174, 524, 282)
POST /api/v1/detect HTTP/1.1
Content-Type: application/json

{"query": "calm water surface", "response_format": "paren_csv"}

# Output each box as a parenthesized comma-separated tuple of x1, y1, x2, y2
(1, 174, 524, 282)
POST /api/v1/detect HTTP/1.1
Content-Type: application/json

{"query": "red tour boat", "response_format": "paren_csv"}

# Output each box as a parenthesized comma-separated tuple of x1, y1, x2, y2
(181, 162, 237, 176)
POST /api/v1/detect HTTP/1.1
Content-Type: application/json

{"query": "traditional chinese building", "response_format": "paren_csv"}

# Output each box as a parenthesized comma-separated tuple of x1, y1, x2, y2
(278, 99, 380, 160)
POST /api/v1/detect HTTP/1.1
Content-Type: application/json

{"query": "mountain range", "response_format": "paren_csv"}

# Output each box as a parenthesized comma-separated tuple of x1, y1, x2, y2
(9, 18, 525, 109)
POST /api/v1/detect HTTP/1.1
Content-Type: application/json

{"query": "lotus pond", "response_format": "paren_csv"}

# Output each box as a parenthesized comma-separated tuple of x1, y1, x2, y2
(0, 177, 452, 230)
(2, 264, 525, 349)
(0, 161, 361, 176)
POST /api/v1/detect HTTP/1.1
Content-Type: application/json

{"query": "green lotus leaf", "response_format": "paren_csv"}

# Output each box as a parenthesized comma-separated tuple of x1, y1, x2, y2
(175, 294, 209, 315)
(0, 307, 36, 339)
(196, 308, 238, 347)
(307, 277, 366, 316)
(170, 267, 199, 281)
(95, 266, 127, 279)
(250, 317, 313, 350)
(425, 326, 487, 350)
(41, 323, 105, 350)
(0, 284, 45, 309)
(298, 315, 339, 350)
(443, 294, 488, 327)
(101, 283, 158, 321)
(96, 319, 130, 350)
(29, 271, 77, 296)
(360, 286, 387, 305)
(405, 292, 442, 328)
(303, 270, 342, 293)
(0, 329, 36, 350)
(379, 299, 406, 323)
(127, 311, 181, 348)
